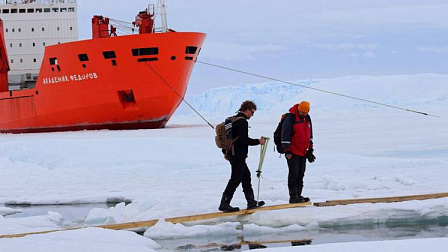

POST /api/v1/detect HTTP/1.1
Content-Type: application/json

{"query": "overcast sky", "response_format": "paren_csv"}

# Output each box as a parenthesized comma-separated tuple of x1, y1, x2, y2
(77, 0, 448, 95)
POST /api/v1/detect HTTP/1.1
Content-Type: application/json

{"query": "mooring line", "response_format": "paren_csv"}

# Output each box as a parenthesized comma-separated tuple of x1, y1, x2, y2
(197, 61, 439, 118)
(144, 62, 215, 129)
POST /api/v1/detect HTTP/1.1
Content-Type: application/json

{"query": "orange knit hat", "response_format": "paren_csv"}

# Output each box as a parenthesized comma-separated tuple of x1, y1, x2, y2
(297, 101, 310, 113)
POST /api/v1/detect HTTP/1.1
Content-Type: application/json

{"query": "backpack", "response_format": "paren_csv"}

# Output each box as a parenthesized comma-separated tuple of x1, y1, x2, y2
(215, 116, 245, 157)
(273, 113, 291, 154)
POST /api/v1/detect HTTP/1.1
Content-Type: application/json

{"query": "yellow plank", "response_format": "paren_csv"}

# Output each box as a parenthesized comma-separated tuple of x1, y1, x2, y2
(0, 227, 79, 239)
(166, 202, 311, 224)
(3, 192, 447, 239)
(97, 220, 158, 230)
(314, 192, 448, 207)
(0, 202, 310, 239)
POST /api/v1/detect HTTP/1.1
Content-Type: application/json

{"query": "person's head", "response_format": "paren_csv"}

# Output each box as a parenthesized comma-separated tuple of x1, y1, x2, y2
(297, 101, 310, 117)
(239, 100, 257, 119)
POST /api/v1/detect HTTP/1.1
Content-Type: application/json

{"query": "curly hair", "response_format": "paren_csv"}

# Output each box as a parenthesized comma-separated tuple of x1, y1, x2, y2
(239, 100, 257, 112)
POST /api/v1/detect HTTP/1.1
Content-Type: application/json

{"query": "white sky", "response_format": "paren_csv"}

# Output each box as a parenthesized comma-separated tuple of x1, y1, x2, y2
(76, 0, 448, 95)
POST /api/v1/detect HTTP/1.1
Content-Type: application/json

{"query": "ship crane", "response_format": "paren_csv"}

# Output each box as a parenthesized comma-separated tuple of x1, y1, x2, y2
(0, 19, 10, 93)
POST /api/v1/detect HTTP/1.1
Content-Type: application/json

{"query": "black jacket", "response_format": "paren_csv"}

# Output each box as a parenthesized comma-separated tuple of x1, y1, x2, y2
(231, 112, 260, 157)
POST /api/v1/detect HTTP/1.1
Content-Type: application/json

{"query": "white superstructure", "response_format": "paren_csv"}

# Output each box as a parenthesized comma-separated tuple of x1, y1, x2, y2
(0, 0, 78, 89)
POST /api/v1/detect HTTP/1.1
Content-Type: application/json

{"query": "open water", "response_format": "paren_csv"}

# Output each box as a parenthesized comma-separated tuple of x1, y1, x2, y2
(6, 204, 448, 251)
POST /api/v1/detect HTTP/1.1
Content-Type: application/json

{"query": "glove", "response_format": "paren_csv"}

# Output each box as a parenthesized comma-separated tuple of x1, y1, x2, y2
(306, 149, 316, 163)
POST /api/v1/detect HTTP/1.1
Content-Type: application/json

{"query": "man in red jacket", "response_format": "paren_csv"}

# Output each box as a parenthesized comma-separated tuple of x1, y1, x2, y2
(281, 101, 316, 203)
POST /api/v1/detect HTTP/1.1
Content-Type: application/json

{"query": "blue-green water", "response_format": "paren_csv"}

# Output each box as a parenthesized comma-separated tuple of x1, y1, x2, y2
(6, 204, 448, 251)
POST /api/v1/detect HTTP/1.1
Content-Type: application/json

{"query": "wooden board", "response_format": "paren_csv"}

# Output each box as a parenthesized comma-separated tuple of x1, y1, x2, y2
(0, 227, 80, 239)
(165, 202, 311, 225)
(0, 202, 311, 239)
(314, 192, 448, 207)
(4, 192, 446, 239)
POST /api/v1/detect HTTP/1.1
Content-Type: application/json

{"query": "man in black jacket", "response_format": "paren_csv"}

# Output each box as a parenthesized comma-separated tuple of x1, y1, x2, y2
(219, 100, 266, 212)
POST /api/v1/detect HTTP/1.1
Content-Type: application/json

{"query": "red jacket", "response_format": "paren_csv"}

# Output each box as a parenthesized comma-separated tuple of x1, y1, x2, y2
(281, 104, 313, 156)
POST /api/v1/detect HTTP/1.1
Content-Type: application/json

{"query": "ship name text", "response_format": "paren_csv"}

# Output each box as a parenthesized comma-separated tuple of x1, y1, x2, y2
(43, 73, 99, 85)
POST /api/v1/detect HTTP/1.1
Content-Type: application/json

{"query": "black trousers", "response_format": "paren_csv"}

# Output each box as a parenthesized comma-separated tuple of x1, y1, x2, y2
(286, 154, 307, 196)
(223, 154, 254, 201)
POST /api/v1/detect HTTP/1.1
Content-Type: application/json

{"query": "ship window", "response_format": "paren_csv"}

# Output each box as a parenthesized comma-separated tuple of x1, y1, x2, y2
(19, 43, 22, 47)
(27, 9, 34, 13)
(18, 28, 21, 32)
(57, 27, 60, 31)
(70, 27, 73, 31)
(32, 28, 34, 32)
(103, 51, 116, 59)
(2, 9, 9, 14)
(42, 27, 45, 31)
(60, 8, 67, 12)
(11, 59, 13, 63)
(78, 54, 89, 62)
(9, 43, 12, 48)
(34, 59, 37, 63)
(49, 57, 57, 65)
(5, 28, 8, 32)
(185, 56, 194, 61)
(131, 47, 158, 56)
(52, 8, 59, 12)
(137, 58, 158, 62)
(44, 8, 50, 13)
(68, 8, 75, 12)
(19, 9, 26, 13)
(33, 43, 35, 47)
(43, 42, 46, 46)
(11, 9, 17, 13)
(186, 46, 198, 54)
(36, 8, 42, 13)
(12, 28, 15, 32)
(20, 59, 23, 63)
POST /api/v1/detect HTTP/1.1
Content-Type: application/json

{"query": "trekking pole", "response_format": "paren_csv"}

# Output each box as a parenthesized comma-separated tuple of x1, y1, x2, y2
(256, 137, 270, 202)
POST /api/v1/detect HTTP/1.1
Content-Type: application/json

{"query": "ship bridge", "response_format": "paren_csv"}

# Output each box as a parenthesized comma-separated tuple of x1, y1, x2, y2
(0, 0, 78, 90)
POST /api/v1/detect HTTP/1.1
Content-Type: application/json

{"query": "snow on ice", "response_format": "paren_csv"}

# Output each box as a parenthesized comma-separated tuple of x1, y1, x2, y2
(1, 74, 448, 251)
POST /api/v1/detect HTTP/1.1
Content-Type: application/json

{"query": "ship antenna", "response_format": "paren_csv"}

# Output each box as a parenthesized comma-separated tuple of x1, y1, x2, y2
(144, 62, 215, 129)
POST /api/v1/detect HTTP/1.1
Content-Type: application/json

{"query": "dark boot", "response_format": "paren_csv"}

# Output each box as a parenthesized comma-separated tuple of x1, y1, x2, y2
(299, 196, 310, 202)
(289, 188, 304, 204)
(245, 191, 265, 209)
(219, 194, 240, 213)
(297, 185, 310, 202)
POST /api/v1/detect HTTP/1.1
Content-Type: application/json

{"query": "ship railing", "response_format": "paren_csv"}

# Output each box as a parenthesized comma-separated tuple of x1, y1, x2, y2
(0, 0, 76, 5)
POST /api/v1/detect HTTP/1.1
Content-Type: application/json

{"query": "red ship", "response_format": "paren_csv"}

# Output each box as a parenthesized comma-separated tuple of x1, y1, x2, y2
(0, 2, 205, 133)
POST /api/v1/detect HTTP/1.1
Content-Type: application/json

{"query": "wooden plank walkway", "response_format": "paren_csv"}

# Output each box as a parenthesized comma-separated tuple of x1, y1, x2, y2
(313, 192, 448, 207)
(0, 202, 311, 239)
(2, 192, 448, 239)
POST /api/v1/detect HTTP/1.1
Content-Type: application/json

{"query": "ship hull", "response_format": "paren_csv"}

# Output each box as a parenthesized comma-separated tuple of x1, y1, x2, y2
(0, 32, 206, 133)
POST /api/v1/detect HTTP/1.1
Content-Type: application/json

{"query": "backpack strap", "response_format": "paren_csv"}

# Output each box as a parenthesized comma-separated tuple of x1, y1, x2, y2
(230, 136, 240, 155)
(227, 116, 246, 156)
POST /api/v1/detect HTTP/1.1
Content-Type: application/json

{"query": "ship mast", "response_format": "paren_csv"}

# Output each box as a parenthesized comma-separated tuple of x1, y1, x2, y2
(154, 0, 168, 33)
